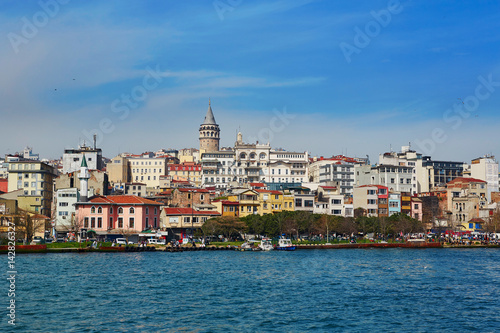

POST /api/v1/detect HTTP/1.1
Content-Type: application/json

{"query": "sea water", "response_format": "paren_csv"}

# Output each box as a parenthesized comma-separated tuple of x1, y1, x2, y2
(1, 248, 499, 332)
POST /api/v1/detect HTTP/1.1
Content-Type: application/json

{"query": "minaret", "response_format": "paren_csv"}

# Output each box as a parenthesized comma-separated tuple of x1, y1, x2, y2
(78, 155, 90, 202)
(199, 99, 220, 154)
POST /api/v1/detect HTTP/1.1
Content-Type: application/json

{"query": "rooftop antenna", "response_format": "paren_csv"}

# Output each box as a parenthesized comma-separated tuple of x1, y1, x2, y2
(93, 133, 97, 149)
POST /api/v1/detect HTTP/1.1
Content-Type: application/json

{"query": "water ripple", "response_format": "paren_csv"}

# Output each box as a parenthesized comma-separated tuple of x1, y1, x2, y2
(1, 249, 499, 332)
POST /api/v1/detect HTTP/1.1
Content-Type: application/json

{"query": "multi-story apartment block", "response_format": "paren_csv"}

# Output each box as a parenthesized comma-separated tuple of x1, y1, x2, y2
(227, 189, 260, 217)
(313, 185, 353, 216)
(107, 155, 130, 185)
(0, 158, 8, 179)
(400, 192, 412, 216)
(62, 144, 103, 174)
(233, 133, 272, 184)
(411, 198, 423, 222)
(255, 189, 294, 215)
(388, 192, 401, 217)
(309, 155, 364, 195)
(22, 146, 39, 160)
(212, 199, 239, 217)
(129, 153, 169, 188)
(170, 188, 211, 208)
(469, 155, 499, 201)
(178, 148, 199, 164)
(446, 177, 487, 228)
(379, 146, 464, 193)
(265, 150, 309, 185)
(168, 162, 202, 186)
(7, 161, 57, 216)
(353, 185, 388, 217)
(54, 188, 82, 236)
(291, 187, 315, 213)
(355, 164, 413, 194)
(124, 183, 146, 197)
(200, 150, 236, 189)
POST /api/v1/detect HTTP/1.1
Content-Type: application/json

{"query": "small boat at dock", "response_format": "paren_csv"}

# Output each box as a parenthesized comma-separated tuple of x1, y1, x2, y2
(275, 238, 296, 251)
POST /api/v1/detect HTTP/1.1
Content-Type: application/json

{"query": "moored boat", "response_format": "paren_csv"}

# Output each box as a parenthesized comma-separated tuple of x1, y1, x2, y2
(258, 238, 274, 251)
(275, 238, 296, 251)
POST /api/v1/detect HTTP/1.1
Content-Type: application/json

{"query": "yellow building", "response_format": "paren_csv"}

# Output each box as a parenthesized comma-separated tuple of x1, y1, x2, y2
(167, 162, 202, 186)
(227, 189, 259, 217)
(458, 218, 485, 232)
(212, 199, 239, 217)
(7, 161, 57, 216)
(255, 190, 294, 215)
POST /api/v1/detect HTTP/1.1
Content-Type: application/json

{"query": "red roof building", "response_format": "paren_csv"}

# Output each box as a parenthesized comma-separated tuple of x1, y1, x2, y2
(75, 195, 162, 234)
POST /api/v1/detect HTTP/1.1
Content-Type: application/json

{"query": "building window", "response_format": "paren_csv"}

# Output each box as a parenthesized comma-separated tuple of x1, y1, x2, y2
(97, 206, 102, 214)
(110, 207, 113, 214)
(84, 217, 89, 228)
(91, 217, 96, 228)
(129, 217, 134, 228)
(97, 217, 102, 228)
(118, 217, 123, 228)
(129, 207, 135, 214)
(91, 206, 96, 214)
(118, 207, 123, 214)
(109, 217, 113, 229)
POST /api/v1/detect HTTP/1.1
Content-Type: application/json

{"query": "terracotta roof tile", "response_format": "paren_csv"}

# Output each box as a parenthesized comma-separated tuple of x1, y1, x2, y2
(86, 195, 161, 205)
(163, 207, 221, 215)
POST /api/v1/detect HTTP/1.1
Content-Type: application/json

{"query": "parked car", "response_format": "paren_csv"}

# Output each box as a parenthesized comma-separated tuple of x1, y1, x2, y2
(147, 239, 166, 245)
(45, 238, 54, 243)
(115, 238, 128, 245)
(32, 236, 43, 244)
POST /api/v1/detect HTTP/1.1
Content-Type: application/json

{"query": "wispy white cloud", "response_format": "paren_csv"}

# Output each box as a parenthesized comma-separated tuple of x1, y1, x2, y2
(162, 69, 325, 89)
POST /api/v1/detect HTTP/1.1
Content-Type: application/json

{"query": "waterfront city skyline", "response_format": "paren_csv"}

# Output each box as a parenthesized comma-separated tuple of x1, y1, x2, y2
(1, 0, 499, 161)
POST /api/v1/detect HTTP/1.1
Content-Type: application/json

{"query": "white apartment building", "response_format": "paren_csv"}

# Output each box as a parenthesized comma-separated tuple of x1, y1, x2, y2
(62, 144, 103, 174)
(200, 150, 237, 188)
(355, 164, 414, 194)
(203, 132, 310, 187)
(379, 146, 464, 193)
(470, 155, 499, 202)
(265, 150, 309, 184)
(54, 187, 93, 235)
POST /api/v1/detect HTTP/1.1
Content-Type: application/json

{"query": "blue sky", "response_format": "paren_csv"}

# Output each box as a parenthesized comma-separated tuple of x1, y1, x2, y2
(1, 0, 500, 163)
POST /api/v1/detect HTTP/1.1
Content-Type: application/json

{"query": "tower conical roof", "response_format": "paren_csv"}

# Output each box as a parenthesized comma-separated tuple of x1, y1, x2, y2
(202, 100, 217, 125)
(81, 155, 88, 168)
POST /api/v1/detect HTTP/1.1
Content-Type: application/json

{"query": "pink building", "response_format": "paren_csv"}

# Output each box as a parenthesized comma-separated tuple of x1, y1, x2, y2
(75, 195, 162, 234)
(411, 197, 423, 221)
